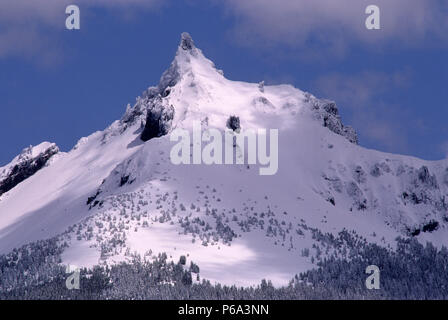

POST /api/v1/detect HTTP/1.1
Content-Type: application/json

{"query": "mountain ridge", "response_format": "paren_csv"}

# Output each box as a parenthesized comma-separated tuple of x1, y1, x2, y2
(0, 33, 447, 286)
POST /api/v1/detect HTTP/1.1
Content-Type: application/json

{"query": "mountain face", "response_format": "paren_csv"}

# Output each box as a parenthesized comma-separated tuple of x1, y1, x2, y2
(0, 33, 447, 286)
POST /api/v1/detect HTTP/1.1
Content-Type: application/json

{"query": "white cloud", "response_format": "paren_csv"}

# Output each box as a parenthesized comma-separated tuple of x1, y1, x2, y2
(0, 0, 164, 62)
(0, 0, 163, 22)
(314, 70, 411, 108)
(0, 27, 62, 65)
(441, 141, 448, 158)
(220, 0, 448, 53)
(2, 0, 446, 62)
(313, 70, 414, 152)
(351, 103, 411, 153)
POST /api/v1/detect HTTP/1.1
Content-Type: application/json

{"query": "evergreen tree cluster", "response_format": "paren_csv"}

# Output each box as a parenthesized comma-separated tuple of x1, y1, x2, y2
(2, 230, 448, 299)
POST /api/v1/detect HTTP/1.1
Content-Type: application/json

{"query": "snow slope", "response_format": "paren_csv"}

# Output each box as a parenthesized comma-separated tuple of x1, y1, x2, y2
(1, 33, 447, 286)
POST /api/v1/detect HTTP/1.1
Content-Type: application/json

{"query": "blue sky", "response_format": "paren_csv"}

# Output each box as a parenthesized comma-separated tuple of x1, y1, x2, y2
(0, 0, 447, 166)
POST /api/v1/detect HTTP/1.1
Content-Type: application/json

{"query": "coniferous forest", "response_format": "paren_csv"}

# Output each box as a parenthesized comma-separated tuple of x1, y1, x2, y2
(1, 230, 448, 300)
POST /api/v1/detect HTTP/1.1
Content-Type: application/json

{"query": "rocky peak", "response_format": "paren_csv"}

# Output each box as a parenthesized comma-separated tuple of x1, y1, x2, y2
(180, 32, 195, 51)
(306, 93, 358, 144)
(0, 142, 59, 196)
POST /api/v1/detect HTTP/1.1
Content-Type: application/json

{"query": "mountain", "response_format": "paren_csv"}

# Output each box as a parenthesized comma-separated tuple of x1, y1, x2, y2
(1, 33, 447, 287)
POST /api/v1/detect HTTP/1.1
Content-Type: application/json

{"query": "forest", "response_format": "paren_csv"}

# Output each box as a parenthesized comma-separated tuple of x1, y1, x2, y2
(1, 229, 448, 300)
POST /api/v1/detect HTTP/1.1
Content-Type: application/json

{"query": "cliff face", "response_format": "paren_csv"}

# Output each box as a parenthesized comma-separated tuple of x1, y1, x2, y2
(0, 142, 59, 196)
(306, 94, 358, 145)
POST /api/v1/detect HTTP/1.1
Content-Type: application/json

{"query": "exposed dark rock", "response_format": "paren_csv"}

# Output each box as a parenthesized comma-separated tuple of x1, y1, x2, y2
(307, 95, 358, 144)
(141, 98, 175, 142)
(121, 103, 146, 126)
(161, 87, 171, 98)
(142, 34, 195, 101)
(87, 190, 101, 205)
(120, 175, 130, 187)
(416, 166, 438, 189)
(400, 165, 446, 213)
(357, 200, 367, 211)
(0, 144, 59, 196)
(226, 115, 240, 132)
(422, 220, 439, 233)
(323, 101, 338, 116)
(180, 32, 195, 51)
(327, 197, 336, 206)
(408, 220, 439, 237)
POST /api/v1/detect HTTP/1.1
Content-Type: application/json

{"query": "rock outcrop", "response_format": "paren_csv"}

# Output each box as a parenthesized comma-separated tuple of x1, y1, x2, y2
(0, 142, 59, 196)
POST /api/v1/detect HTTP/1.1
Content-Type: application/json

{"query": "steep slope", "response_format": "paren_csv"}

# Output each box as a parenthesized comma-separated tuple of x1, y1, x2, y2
(0, 33, 447, 287)
(0, 121, 144, 254)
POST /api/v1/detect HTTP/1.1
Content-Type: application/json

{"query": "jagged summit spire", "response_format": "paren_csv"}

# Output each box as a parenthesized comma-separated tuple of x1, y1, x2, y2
(180, 32, 195, 51)
(142, 32, 220, 100)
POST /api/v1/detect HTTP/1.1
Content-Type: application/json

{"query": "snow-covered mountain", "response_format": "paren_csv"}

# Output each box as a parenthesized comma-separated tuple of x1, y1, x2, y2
(1, 33, 447, 287)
